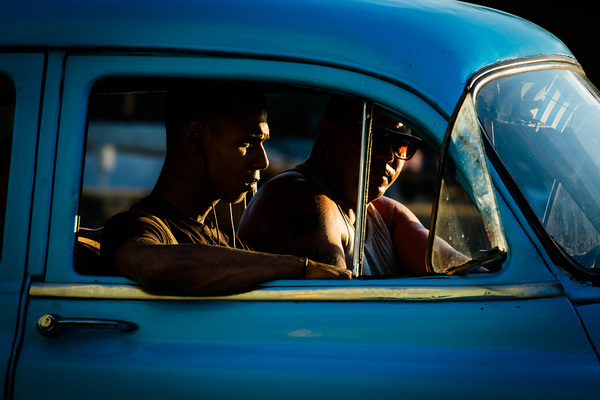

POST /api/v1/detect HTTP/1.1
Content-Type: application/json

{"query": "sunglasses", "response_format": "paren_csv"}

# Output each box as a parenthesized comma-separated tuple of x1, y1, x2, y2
(335, 118, 422, 160)
(370, 124, 421, 160)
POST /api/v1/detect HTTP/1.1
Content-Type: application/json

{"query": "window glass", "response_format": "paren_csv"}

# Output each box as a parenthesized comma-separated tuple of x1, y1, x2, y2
(477, 69, 600, 271)
(78, 79, 438, 277)
(430, 93, 507, 274)
(0, 76, 15, 259)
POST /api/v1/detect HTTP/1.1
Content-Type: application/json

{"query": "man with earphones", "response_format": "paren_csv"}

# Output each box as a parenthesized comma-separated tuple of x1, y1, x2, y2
(101, 83, 351, 296)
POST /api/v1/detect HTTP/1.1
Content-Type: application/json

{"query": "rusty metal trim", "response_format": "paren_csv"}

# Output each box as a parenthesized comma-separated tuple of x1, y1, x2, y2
(29, 282, 565, 302)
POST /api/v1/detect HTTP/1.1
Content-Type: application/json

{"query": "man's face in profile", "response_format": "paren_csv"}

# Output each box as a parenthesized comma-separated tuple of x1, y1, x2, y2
(202, 103, 270, 204)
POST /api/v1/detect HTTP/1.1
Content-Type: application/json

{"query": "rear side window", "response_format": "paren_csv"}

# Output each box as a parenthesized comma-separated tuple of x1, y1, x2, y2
(0, 75, 15, 259)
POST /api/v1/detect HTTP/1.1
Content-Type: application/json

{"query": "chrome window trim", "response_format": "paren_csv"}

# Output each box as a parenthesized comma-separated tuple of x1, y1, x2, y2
(352, 101, 374, 278)
(467, 56, 583, 100)
(30, 282, 564, 302)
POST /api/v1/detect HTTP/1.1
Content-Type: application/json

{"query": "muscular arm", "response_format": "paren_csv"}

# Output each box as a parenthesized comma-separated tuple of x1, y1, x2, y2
(239, 174, 350, 270)
(373, 196, 469, 274)
(373, 196, 429, 274)
(114, 238, 349, 296)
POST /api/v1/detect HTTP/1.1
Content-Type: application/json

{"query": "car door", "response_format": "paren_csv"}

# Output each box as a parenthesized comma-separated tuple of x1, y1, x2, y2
(9, 54, 600, 400)
(0, 52, 46, 398)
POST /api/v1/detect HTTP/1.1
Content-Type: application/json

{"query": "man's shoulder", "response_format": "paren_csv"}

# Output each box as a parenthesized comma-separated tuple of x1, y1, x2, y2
(372, 195, 398, 209)
(261, 167, 333, 199)
(102, 209, 171, 242)
(372, 195, 421, 226)
(254, 171, 337, 217)
(266, 169, 314, 188)
(101, 203, 177, 257)
(240, 166, 340, 237)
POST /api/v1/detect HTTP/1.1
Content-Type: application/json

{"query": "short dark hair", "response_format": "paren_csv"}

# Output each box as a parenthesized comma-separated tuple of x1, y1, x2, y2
(163, 81, 266, 143)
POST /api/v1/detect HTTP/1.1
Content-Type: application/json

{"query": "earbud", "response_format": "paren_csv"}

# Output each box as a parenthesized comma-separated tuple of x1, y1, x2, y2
(192, 138, 204, 153)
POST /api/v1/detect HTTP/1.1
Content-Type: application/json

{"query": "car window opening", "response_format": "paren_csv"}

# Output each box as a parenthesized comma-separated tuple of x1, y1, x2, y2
(75, 79, 441, 280)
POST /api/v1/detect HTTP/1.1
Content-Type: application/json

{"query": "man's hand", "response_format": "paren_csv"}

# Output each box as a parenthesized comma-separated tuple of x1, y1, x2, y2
(304, 259, 352, 279)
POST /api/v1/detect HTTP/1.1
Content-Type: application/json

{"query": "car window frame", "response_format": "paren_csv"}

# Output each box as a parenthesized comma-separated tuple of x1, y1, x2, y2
(0, 53, 45, 282)
(44, 54, 444, 285)
(428, 91, 508, 275)
(41, 53, 559, 299)
(0, 52, 45, 394)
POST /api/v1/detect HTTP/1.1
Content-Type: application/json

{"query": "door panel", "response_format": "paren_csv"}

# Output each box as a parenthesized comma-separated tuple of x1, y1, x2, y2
(13, 283, 600, 399)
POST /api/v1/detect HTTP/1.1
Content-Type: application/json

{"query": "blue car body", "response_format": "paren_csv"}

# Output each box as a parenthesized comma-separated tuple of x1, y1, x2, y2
(1, 0, 599, 399)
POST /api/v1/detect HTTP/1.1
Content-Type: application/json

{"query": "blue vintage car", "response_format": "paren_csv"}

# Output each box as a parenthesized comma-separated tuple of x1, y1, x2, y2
(1, 0, 599, 398)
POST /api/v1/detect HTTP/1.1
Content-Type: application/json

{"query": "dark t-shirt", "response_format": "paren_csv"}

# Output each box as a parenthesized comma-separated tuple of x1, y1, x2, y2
(101, 195, 248, 272)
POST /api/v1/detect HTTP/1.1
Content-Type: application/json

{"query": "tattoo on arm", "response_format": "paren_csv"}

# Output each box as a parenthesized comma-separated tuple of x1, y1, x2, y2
(306, 248, 341, 267)
(287, 210, 345, 267)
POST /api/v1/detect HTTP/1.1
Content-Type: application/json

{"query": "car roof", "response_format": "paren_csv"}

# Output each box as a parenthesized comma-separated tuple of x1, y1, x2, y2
(1, 0, 574, 115)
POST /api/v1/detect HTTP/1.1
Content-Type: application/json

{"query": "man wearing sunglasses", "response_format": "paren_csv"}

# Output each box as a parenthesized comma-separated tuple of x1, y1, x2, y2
(238, 95, 434, 276)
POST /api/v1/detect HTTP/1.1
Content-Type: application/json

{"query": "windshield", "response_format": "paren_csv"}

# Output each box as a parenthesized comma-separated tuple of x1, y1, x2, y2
(477, 68, 600, 271)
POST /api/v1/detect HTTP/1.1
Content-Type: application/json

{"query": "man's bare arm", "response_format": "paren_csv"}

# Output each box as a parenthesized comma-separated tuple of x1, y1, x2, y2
(114, 238, 350, 296)
(373, 196, 429, 274)
(373, 196, 470, 274)
(239, 176, 349, 270)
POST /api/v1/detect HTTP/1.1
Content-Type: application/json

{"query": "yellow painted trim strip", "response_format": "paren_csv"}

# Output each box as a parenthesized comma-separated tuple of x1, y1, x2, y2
(29, 282, 564, 302)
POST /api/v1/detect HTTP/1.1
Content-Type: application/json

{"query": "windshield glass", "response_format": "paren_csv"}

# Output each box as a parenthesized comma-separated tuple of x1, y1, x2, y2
(477, 68, 600, 271)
